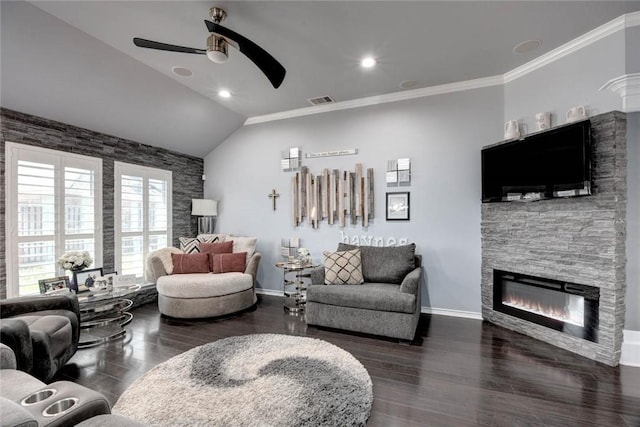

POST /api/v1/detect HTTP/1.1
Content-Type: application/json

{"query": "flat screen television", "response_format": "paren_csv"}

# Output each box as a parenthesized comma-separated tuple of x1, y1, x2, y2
(482, 120, 591, 203)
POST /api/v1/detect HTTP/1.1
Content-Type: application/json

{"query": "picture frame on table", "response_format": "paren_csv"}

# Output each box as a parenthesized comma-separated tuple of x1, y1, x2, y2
(103, 271, 118, 286)
(386, 191, 410, 221)
(38, 276, 71, 295)
(73, 267, 104, 292)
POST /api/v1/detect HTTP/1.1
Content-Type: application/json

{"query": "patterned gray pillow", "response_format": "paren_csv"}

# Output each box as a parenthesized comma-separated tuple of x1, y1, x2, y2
(179, 236, 218, 253)
(323, 249, 364, 285)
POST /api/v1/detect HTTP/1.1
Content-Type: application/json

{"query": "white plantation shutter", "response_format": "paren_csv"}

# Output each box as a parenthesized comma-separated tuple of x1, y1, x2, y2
(115, 162, 171, 281)
(6, 143, 102, 297)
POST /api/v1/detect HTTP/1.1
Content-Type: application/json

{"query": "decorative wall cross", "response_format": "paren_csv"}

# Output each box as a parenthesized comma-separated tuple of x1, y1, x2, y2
(269, 189, 280, 210)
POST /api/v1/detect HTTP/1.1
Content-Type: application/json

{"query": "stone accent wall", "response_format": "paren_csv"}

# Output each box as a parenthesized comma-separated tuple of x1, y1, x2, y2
(481, 111, 627, 366)
(0, 108, 204, 298)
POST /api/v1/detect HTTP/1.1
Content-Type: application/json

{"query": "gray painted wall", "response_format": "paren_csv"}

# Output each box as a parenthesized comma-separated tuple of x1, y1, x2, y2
(0, 108, 203, 298)
(203, 87, 503, 314)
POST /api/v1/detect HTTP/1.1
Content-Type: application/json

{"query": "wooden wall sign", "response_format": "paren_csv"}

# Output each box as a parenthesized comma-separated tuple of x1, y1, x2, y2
(292, 163, 374, 228)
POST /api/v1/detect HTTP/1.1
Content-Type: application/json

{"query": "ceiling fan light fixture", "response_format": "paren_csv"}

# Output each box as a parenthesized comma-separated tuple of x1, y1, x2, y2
(207, 34, 228, 63)
(210, 7, 227, 23)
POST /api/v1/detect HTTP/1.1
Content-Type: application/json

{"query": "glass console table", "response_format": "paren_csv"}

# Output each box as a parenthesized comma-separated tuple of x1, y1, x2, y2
(76, 285, 140, 348)
(275, 262, 317, 314)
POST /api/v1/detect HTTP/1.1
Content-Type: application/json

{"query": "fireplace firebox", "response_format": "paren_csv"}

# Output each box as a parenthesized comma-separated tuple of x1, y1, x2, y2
(493, 270, 599, 343)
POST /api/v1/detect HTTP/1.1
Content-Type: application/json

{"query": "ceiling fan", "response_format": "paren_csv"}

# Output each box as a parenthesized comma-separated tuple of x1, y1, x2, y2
(133, 7, 286, 89)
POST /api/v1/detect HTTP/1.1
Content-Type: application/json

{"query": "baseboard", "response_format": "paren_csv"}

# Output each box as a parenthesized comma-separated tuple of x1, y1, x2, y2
(421, 306, 483, 320)
(255, 288, 284, 297)
(620, 330, 640, 367)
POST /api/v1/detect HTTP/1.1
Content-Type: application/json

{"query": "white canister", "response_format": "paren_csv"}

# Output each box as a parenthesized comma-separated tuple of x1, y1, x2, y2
(566, 106, 587, 123)
(535, 112, 551, 131)
(504, 120, 520, 140)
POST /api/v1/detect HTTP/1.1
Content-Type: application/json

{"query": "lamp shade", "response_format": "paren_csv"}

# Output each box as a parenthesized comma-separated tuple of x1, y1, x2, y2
(192, 199, 218, 216)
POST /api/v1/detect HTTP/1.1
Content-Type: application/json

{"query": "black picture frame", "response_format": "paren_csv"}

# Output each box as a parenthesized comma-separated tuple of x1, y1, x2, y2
(386, 191, 410, 221)
(38, 276, 71, 294)
(73, 267, 104, 291)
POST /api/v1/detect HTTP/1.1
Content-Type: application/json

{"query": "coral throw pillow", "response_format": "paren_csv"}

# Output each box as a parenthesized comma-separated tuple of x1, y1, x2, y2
(200, 241, 233, 255)
(212, 252, 247, 274)
(171, 253, 210, 274)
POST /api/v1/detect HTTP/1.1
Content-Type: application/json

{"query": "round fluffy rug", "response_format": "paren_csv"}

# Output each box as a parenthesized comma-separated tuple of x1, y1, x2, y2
(113, 334, 373, 427)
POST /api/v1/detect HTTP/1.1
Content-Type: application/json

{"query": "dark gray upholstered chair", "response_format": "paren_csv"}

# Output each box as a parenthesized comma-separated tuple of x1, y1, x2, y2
(0, 369, 137, 427)
(306, 243, 422, 340)
(0, 293, 80, 382)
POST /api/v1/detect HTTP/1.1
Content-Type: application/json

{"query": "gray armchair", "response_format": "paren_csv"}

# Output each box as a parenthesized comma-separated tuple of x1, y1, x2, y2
(306, 243, 422, 340)
(0, 293, 80, 382)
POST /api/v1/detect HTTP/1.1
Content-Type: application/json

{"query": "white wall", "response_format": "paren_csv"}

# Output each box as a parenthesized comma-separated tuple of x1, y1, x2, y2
(504, 31, 625, 131)
(204, 87, 503, 314)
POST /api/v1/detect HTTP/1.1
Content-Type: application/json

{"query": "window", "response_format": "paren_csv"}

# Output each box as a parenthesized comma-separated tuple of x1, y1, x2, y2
(114, 162, 172, 281)
(5, 143, 103, 297)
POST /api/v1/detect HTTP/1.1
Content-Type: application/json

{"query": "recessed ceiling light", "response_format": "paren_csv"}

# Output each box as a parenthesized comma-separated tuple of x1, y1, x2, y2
(171, 66, 192, 77)
(512, 39, 542, 54)
(218, 89, 232, 98)
(360, 57, 376, 68)
(399, 80, 418, 89)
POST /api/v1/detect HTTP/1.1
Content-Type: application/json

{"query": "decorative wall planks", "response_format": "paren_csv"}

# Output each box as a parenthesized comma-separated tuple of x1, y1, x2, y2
(292, 163, 374, 228)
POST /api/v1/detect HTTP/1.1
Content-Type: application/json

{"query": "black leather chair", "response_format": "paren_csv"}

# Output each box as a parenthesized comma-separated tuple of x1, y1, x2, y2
(0, 293, 80, 382)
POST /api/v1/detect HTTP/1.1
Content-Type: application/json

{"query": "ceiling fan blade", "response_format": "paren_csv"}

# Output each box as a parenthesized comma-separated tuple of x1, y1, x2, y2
(133, 38, 206, 55)
(205, 20, 286, 89)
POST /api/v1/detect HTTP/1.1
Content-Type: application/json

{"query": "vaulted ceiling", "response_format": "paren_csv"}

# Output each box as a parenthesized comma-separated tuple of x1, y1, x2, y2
(2, 1, 639, 157)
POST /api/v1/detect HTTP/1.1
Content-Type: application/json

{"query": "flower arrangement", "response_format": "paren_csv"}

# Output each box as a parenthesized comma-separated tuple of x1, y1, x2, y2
(297, 247, 312, 264)
(58, 251, 93, 272)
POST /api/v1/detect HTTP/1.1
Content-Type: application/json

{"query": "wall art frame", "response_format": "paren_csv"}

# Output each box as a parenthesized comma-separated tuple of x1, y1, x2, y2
(386, 192, 410, 221)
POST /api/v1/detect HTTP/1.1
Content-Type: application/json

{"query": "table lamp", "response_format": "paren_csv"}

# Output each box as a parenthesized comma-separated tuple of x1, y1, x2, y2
(192, 199, 218, 235)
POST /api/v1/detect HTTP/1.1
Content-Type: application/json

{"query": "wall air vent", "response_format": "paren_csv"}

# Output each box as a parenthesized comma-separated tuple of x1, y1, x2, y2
(307, 96, 335, 106)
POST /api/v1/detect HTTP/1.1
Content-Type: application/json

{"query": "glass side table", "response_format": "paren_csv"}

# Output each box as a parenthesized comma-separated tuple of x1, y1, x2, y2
(275, 262, 318, 314)
(76, 284, 140, 348)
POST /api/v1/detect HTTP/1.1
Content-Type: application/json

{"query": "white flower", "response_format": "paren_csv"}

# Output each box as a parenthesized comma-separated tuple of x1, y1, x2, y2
(58, 251, 93, 271)
(297, 247, 310, 257)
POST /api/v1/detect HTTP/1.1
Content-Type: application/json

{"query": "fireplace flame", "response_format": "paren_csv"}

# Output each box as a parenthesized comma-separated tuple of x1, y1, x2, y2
(503, 294, 584, 327)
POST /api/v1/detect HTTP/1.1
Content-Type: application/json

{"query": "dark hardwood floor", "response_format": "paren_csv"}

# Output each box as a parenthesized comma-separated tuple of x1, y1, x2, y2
(55, 295, 640, 427)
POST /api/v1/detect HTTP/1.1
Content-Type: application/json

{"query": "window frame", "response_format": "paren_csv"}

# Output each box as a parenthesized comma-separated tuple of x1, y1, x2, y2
(5, 142, 103, 297)
(114, 161, 172, 282)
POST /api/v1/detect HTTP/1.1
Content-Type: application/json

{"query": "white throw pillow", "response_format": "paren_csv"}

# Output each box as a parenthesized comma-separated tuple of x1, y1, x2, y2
(229, 236, 257, 261)
(145, 246, 182, 280)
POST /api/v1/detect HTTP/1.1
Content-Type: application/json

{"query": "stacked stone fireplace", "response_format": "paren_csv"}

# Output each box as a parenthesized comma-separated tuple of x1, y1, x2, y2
(481, 111, 627, 366)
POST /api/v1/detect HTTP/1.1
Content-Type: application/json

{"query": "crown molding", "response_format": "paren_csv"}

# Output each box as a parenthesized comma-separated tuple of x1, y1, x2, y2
(600, 73, 640, 112)
(503, 12, 640, 83)
(244, 75, 504, 125)
(245, 11, 640, 126)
